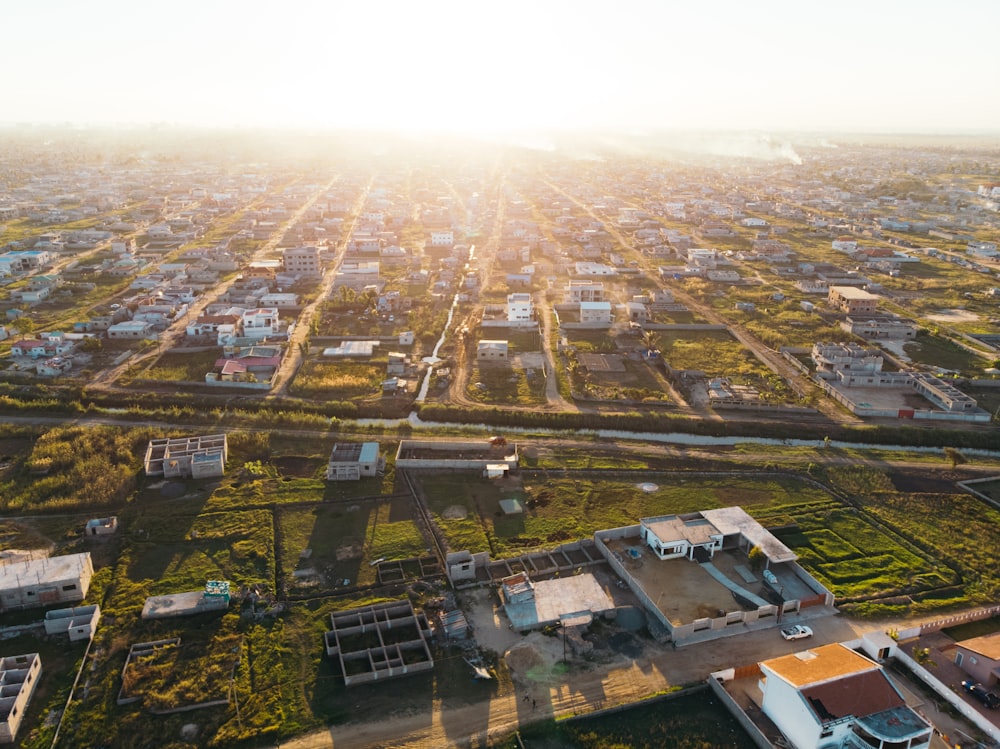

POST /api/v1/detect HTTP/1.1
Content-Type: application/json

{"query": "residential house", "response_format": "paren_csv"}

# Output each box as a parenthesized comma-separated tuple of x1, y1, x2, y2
(565, 280, 605, 303)
(241, 308, 280, 339)
(325, 442, 385, 481)
(841, 316, 917, 340)
(477, 340, 509, 360)
(506, 293, 533, 322)
(579, 301, 612, 325)
(107, 321, 155, 339)
(758, 643, 932, 749)
(0, 552, 94, 612)
(953, 632, 1000, 686)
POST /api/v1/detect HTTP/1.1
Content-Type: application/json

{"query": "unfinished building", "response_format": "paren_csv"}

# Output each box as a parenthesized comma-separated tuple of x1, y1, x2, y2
(0, 552, 93, 613)
(143, 434, 228, 478)
(0, 653, 41, 744)
(325, 442, 385, 481)
(324, 599, 433, 686)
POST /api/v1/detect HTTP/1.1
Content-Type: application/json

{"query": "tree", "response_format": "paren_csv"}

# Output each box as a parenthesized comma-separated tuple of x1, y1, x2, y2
(10, 315, 34, 340)
(943, 447, 967, 471)
(748, 545, 765, 571)
(640, 330, 661, 358)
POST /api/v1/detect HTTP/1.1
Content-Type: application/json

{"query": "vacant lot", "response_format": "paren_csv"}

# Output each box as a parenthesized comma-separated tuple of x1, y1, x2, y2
(278, 498, 426, 593)
(290, 359, 388, 400)
(467, 361, 547, 405)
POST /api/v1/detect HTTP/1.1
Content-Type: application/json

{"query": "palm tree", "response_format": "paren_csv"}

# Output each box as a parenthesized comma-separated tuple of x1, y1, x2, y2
(640, 330, 661, 358)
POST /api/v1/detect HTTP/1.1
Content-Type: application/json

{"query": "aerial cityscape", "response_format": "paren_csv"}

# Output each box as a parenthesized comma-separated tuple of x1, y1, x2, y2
(1, 2, 1000, 749)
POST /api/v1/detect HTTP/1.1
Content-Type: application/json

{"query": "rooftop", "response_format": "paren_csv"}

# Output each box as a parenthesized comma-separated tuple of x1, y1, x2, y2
(956, 631, 1000, 661)
(762, 643, 878, 688)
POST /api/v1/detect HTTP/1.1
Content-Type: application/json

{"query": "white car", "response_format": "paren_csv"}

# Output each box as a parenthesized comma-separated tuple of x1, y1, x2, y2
(781, 625, 813, 641)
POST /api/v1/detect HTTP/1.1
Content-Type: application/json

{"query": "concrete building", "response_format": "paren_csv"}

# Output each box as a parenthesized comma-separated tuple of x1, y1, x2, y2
(579, 301, 612, 325)
(325, 442, 384, 481)
(564, 280, 605, 303)
(477, 340, 509, 360)
(282, 246, 323, 276)
(828, 286, 879, 314)
(143, 434, 228, 479)
(0, 552, 93, 612)
(0, 653, 41, 743)
(758, 643, 932, 749)
(43, 605, 101, 642)
(324, 599, 433, 686)
(840, 316, 918, 340)
(506, 292, 533, 322)
(500, 571, 614, 632)
(953, 632, 1000, 686)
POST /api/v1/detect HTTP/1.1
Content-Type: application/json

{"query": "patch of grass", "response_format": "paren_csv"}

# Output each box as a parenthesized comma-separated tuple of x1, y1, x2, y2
(290, 359, 387, 400)
(140, 349, 221, 382)
(467, 361, 547, 405)
(904, 334, 990, 376)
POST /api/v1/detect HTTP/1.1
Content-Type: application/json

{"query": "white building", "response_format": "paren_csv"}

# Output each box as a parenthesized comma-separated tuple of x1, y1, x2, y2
(759, 643, 932, 749)
(506, 293, 533, 322)
(326, 442, 385, 481)
(579, 301, 612, 325)
(477, 340, 509, 360)
(429, 230, 454, 247)
(143, 434, 228, 479)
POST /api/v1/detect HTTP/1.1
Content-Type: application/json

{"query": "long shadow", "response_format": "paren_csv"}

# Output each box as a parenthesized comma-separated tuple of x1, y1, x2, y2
(291, 501, 375, 593)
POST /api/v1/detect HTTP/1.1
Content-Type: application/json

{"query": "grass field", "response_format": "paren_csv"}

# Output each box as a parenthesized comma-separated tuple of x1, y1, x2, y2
(278, 497, 427, 592)
(467, 360, 548, 405)
(290, 359, 387, 400)
(140, 349, 221, 382)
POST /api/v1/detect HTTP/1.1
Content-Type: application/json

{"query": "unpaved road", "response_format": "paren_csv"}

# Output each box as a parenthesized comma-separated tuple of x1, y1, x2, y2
(277, 607, 917, 749)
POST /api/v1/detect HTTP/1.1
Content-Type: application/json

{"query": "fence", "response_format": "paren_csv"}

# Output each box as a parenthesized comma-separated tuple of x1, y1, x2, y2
(707, 677, 775, 749)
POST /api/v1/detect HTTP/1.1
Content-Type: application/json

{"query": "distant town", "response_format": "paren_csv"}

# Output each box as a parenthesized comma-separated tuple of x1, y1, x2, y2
(0, 128, 998, 749)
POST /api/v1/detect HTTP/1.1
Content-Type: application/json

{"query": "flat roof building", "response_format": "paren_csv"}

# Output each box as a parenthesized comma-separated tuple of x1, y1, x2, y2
(0, 552, 93, 613)
(326, 442, 384, 481)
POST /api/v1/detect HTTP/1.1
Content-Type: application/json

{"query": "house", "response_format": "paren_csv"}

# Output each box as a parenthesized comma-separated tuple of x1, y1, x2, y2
(506, 293, 533, 322)
(0, 653, 41, 743)
(10, 340, 52, 359)
(107, 320, 155, 339)
(477, 340, 509, 360)
(828, 286, 879, 315)
(143, 434, 228, 479)
(429, 230, 454, 247)
(840, 315, 917, 340)
(325, 442, 385, 481)
(241, 307, 280, 339)
(0, 552, 94, 612)
(579, 301, 612, 325)
(36, 356, 74, 377)
(564, 280, 605, 303)
(386, 351, 409, 375)
(953, 632, 1000, 686)
(758, 643, 932, 749)
(282, 246, 323, 276)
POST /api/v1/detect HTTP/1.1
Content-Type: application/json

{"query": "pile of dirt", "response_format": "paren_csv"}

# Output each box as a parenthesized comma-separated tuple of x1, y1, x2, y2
(504, 643, 543, 676)
(442, 505, 468, 520)
(336, 543, 363, 561)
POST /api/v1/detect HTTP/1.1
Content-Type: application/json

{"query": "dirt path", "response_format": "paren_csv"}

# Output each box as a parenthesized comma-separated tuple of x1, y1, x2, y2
(277, 609, 898, 749)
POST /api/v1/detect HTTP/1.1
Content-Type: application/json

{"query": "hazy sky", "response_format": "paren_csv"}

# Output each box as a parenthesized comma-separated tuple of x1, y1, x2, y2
(5, 0, 999, 134)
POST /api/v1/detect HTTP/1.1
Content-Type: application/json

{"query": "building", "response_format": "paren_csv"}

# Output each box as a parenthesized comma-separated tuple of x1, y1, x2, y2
(85, 517, 118, 537)
(143, 434, 228, 479)
(282, 246, 323, 276)
(953, 632, 1000, 686)
(841, 316, 917, 340)
(107, 320, 155, 339)
(477, 340, 509, 360)
(758, 643, 932, 749)
(500, 571, 614, 632)
(579, 301, 612, 325)
(43, 605, 101, 642)
(564, 280, 605, 303)
(324, 600, 434, 686)
(506, 293, 533, 322)
(0, 653, 41, 743)
(828, 286, 879, 315)
(325, 442, 385, 481)
(0, 553, 94, 612)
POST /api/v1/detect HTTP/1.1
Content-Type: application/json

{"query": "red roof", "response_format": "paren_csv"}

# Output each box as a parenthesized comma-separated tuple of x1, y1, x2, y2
(800, 670, 904, 722)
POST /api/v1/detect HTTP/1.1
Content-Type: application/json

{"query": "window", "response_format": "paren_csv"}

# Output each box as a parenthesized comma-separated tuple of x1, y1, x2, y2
(62, 584, 77, 592)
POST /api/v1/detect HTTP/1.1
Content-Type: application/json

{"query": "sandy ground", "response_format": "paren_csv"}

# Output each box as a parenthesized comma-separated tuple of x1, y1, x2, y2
(926, 309, 980, 323)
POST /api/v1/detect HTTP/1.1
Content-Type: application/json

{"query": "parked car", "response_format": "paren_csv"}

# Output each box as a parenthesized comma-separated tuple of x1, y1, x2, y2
(961, 680, 1000, 709)
(780, 625, 813, 641)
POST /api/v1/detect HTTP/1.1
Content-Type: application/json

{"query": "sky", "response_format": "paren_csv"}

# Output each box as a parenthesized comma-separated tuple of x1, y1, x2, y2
(4, 0, 1000, 135)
